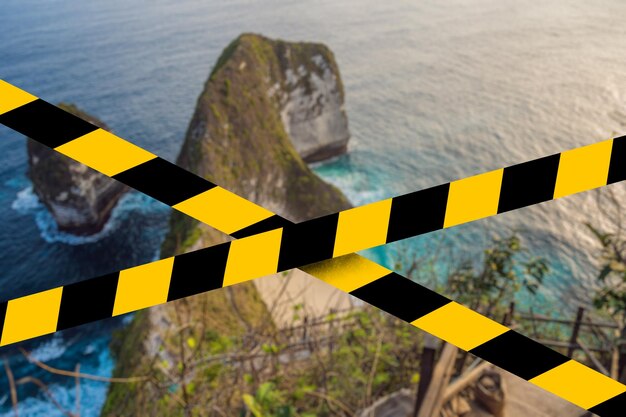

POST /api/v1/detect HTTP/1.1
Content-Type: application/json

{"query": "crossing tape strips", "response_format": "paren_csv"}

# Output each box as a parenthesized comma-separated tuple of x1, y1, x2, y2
(1, 80, 625, 243)
(1, 79, 626, 415)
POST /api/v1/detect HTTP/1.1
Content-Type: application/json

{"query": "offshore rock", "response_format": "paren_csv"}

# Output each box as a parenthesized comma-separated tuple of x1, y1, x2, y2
(27, 103, 128, 235)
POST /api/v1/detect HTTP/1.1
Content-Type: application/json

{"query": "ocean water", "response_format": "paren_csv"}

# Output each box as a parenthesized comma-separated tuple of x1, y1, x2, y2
(1, 0, 626, 414)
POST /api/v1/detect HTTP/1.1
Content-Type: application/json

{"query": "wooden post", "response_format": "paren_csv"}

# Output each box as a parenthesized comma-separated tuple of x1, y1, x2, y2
(415, 342, 458, 417)
(568, 307, 585, 358)
(328, 308, 335, 355)
(302, 316, 308, 342)
(502, 302, 515, 326)
(579, 340, 610, 376)
(442, 361, 492, 402)
(529, 307, 539, 338)
(618, 326, 626, 383)
(413, 334, 439, 416)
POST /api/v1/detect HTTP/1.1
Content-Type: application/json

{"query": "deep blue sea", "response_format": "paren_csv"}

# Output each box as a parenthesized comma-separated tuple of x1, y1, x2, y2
(2, 0, 626, 414)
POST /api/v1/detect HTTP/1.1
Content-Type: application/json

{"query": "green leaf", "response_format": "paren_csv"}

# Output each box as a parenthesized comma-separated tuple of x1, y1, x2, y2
(411, 372, 420, 384)
(374, 373, 390, 385)
(187, 337, 197, 349)
(243, 394, 264, 417)
(257, 382, 274, 402)
(187, 381, 196, 394)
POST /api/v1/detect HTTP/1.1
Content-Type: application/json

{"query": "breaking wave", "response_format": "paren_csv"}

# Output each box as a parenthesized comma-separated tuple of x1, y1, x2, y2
(12, 186, 169, 245)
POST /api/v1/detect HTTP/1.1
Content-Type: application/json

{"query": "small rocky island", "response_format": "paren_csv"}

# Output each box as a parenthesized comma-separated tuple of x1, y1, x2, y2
(27, 103, 128, 235)
(102, 33, 353, 415)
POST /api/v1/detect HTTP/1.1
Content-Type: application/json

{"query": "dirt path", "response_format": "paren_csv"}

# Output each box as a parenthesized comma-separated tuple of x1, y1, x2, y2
(253, 269, 356, 327)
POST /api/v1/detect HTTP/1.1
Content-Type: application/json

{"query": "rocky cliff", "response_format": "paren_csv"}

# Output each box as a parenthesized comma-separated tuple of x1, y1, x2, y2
(275, 40, 350, 162)
(102, 34, 352, 415)
(197, 33, 350, 165)
(27, 103, 128, 235)
(173, 33, 350, 229)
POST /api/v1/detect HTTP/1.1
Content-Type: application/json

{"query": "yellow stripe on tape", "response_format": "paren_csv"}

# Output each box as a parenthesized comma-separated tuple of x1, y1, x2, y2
(55, 129, 157, 176)
(174, 187, 274, 235)
(530, 360, 626, 410)
(444, 168, 503, 228)
(223, 228, 283, 287)
(553, 139, 613, 199)
(302, 253, 392, 293)
(0, 80, 37, 115)
(333, 199, 392, 257)
(411, 301, 509, 351)
(0, 287, 63, 346)
(113, 257, 175, 316)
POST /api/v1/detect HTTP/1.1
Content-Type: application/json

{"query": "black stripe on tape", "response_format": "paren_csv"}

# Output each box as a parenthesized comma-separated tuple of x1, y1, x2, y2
(498, 154, 561, 213)
(277, 214, 338, 272)
(589, 392, 626, 416)
(386, 183, 450, 244)
(0, 99, 98, 148)
(167, 243, 231, 302)
(470, 330, 569, 380)
(231, 215, 292, 239)
(0, 301, 7, 339)
(57, 272, 120, 331)
(350, 272, 451, 322)
(113, 157, 216, 206)
(608, 136, 626, 185)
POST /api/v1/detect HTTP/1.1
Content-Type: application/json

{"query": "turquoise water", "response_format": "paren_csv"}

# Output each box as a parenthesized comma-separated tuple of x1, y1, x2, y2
(2, 0, 626, 414)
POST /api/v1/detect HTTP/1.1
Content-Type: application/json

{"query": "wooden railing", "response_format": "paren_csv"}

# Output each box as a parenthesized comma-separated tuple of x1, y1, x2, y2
(412, 303, 624, 416)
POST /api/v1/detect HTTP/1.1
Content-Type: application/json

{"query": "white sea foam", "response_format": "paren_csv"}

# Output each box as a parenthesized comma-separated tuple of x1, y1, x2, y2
(29, 334, 67, 363)
(0, 340, 116, 417)
(0, 378, 110, 417)
(313, 166, 387, 206)
(11, 186, 40, 212)
(11, 187, 169, 245)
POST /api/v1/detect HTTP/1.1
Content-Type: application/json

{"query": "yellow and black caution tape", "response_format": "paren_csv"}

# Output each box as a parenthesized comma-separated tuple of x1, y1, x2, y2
(1, 79, 625, 415)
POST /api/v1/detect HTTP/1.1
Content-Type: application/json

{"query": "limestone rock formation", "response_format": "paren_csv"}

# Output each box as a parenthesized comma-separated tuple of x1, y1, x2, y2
(102, 34, 353, 415)
(197, 33, 350, 165)
(27, 103, 128, 235)
(174, 33, 351, 227)
(277, 43, 351, 162)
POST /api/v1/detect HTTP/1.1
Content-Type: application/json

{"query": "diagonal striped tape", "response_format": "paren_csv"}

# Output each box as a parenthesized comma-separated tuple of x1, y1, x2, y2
(1, 80, 626, 414)
(2, 80, 624, 247)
